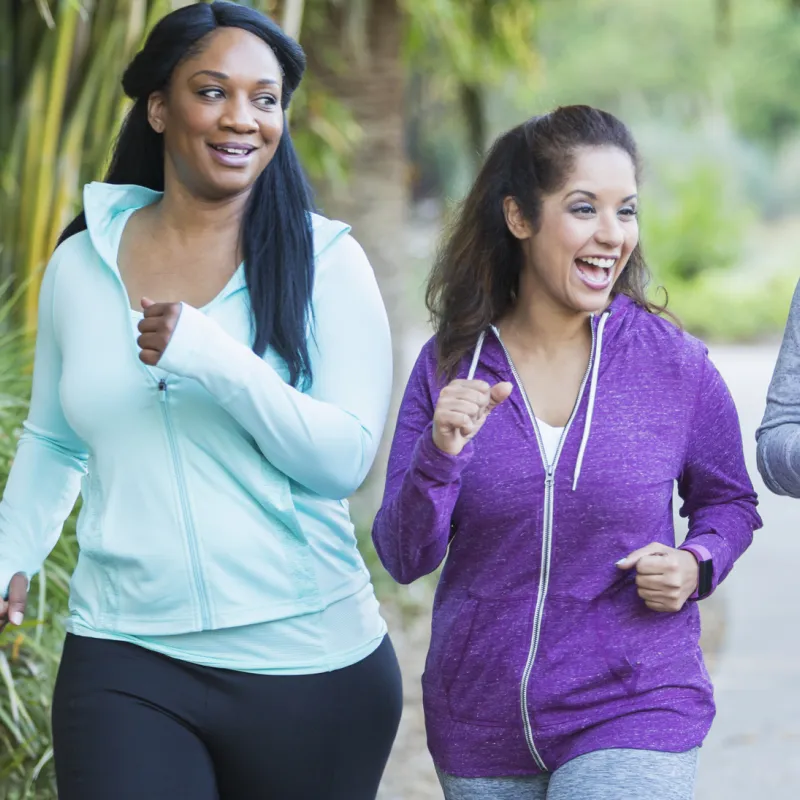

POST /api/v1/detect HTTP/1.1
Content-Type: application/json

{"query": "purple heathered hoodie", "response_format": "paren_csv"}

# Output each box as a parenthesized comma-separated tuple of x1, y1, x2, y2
(372, 294, 761, 778)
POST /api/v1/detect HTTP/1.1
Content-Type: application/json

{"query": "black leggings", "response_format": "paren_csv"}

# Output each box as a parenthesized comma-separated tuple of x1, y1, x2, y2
(52, 633, 403, 800)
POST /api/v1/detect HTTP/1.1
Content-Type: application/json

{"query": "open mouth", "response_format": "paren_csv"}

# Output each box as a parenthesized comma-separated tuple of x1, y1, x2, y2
(575, 256, 616, 289)
(209, 143, 256, 156)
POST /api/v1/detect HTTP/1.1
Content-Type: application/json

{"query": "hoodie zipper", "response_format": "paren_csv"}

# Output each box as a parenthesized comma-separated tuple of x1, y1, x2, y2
(491, 318, 597, 771)
(158, 379, 212, 628)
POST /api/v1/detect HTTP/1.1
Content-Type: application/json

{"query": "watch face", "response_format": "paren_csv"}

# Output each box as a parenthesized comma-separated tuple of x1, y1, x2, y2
(697, 559, 713, 598)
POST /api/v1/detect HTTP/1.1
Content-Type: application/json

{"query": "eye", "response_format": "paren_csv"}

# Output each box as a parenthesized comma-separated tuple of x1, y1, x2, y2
(198, 87, 224, 100)
(571, 203, 595, 216)
(254, 94, 279, 109)
(619, 205, 638, 218)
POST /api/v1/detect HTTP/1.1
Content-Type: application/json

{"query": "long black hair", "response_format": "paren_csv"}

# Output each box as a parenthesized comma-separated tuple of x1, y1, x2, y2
(59, 1, 316, 387)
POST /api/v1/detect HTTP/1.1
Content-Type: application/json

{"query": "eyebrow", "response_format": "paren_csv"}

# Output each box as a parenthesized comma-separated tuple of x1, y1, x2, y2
(565, 189, 638, 202)
(189, 69, 280, 86)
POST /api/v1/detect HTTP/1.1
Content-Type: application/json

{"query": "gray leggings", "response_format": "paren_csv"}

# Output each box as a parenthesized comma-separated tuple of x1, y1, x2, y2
(437, 748, 699, 800)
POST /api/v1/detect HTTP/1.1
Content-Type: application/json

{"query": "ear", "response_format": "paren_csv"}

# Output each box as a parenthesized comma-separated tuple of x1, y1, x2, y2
(147, 90, 167, 134)
(503, 197, 532, 240)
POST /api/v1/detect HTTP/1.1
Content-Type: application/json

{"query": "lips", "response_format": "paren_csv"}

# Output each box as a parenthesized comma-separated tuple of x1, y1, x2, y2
(209, 142, 257, 156)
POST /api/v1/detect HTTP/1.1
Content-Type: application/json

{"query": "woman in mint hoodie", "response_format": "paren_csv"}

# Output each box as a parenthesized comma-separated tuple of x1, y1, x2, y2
(0, 3, 400, 798)
(373, 106, 761, 799)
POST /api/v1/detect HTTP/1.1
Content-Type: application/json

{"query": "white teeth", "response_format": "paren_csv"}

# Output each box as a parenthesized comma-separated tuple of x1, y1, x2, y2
(215, 146, 249, 155)
(579, 256, 616, 269)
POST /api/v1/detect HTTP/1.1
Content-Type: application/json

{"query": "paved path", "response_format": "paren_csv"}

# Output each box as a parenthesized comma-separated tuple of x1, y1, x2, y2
(697, 344, 800, 797)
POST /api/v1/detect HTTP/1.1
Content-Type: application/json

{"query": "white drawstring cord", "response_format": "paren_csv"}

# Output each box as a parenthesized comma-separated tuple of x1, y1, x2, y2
(572, 311, 610, 491)
(467, 331, 487, 380)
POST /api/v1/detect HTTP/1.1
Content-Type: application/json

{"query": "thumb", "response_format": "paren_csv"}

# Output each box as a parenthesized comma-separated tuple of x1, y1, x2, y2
(6, 572, 28, 626)
(487, 381, 514, 412)
(141, 296, 156, 309)
(616, 542, 671, 570)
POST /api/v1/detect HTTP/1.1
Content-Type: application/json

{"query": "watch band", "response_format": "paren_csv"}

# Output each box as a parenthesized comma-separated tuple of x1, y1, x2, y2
(680, 543, 713, 599)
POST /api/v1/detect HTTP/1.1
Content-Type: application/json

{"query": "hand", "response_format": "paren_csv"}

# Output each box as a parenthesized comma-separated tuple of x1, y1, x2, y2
(0, 573, 28, 633)
(137, 298, 182, 366)
(432, 379, 514, 456)
(616, 543, 699, 612)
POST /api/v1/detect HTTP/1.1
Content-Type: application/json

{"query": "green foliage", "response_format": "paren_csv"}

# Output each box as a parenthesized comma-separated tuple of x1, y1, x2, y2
(663, 268, 796, 343)
(643, 162, 750, 284)
(403, 0, 538, 81)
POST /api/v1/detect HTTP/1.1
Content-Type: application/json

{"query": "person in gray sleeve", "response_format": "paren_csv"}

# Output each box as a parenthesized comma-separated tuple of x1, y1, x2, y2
(756, 282, 800, 495)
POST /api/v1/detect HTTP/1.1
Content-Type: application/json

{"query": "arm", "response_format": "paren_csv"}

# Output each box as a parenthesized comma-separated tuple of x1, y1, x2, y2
(677, 348, 762, 595)
(371, 350, 472, 585)
(158, 234, 392, 500)
(0, 251, 88, 596)
(756, 279, 800, 497)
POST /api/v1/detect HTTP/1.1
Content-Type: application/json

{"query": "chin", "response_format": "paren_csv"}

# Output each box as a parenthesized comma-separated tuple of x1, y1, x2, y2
(204, 174, 259, 201)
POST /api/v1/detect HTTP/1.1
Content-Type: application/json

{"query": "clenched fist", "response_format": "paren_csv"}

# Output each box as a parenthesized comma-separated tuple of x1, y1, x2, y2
(616, 543, 700, 612)
(432, 379, 514, 456)
(137, 297, 182, 366)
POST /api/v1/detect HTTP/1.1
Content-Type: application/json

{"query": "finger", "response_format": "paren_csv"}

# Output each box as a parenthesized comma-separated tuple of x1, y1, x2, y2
(634, 554, 676, 576)
(450, 380, 491, 393)
(137, 333, 168, 352)
(634, 574, 664, 591)
(435, 410, 476, 433)
(487, 381, 514, 411)
(616, 542, 671, 570)
(142, 300, 169, 318)
(440, 400, 482, 420)
(7, 573, 27, 626)
(139, 349, 162, 367)
(137, 317, 163, 334)
(443, 388, 491, 408)
(637, 587, 668, 603)
(643, 599, 671, 612)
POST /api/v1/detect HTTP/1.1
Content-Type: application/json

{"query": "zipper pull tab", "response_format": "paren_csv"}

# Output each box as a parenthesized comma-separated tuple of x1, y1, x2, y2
(545, 469, 555, 488)
(158, 379, 167, 401)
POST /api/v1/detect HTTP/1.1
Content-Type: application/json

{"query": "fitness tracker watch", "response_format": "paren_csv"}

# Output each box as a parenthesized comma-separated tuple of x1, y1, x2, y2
(679, 543, 713, 600)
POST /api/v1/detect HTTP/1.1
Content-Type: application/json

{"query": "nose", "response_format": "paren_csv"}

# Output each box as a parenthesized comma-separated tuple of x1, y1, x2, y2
(219, 93, 258, 134)
(594, 209, 625, 250)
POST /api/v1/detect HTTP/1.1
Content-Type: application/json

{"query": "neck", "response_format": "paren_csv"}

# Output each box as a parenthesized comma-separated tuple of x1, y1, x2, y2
(149, 169, 250, 261)
(501, 272, 592, 356)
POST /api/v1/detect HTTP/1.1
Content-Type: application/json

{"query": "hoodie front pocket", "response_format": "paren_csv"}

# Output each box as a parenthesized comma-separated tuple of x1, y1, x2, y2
(444, 594, 535, 727)
(591, 575, 694, 696)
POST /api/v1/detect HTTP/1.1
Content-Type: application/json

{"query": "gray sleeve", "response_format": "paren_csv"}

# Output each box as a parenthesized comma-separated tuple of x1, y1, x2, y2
(756, 279, 800, 497)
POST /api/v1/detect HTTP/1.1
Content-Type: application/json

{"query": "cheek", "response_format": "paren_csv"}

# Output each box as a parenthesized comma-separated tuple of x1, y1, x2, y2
(557, 217, 590, 256)
(259, 112, 284, 144)
(624, 223, 640, 255)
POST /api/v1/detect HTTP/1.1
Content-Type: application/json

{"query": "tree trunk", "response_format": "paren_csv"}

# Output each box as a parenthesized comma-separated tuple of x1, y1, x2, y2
(303, 0, 408, 522)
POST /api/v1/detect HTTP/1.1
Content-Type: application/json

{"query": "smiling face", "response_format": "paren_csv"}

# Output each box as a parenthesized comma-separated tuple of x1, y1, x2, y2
(147, 26, 284, 201)
(505, 145, 640, 315)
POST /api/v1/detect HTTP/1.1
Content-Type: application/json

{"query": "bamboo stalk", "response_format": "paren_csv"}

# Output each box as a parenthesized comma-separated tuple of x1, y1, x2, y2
(47, 20, 125, 252)
(23, 0, 81, 335)
(281, 0, 306, 40)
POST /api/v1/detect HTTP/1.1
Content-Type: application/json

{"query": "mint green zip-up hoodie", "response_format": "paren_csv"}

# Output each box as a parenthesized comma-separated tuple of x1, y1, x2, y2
(0, 182, 392, 636)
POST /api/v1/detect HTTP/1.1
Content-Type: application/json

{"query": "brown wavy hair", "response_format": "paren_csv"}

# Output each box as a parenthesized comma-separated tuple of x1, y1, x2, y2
(426, 105, 672, 378)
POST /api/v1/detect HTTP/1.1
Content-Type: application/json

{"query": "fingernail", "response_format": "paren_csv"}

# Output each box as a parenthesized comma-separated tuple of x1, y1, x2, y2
(9, 612, 23, 626)
(615, 559, 627, 566)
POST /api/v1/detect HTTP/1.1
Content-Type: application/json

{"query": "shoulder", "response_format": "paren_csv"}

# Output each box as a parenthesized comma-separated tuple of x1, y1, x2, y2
(621, 302, 710, 385)
(41, 231, 95, 294)
(310, 212, 364, 269)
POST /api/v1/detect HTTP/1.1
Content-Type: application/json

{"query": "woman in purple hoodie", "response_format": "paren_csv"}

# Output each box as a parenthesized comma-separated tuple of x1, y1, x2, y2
(372, 105, 761, 799)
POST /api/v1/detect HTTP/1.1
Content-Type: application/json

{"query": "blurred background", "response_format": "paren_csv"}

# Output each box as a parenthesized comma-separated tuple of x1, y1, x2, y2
(2, 0, 800, 797)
